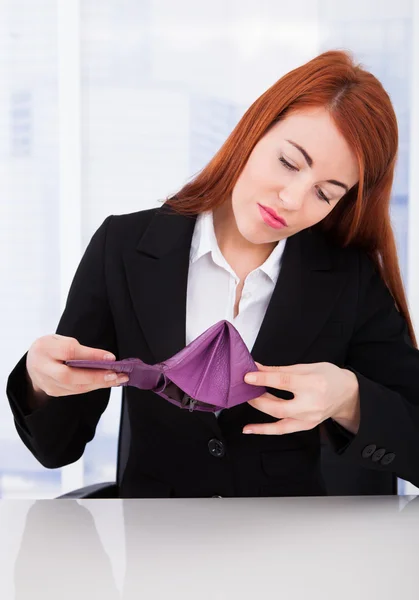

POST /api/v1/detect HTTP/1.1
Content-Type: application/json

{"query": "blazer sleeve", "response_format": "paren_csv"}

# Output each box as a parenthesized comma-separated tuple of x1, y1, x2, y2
(5, 215, 118, 469)
(324, 252, 419, 487)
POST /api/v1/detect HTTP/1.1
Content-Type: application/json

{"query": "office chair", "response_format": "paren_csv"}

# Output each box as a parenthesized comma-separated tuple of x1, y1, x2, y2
(58, 389, 397, 498)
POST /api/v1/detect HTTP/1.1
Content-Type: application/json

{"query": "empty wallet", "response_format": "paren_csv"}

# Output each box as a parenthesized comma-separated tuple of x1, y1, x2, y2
(65, 320, 266, 412)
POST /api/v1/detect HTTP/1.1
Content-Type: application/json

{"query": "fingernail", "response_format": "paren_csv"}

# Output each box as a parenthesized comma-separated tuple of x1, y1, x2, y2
(103, 353, 116, 360)
(117, 376, 129, 385)
(104, 373, 117, 381)
(243, 429, 253, 434)
(245, 374, 256, 383)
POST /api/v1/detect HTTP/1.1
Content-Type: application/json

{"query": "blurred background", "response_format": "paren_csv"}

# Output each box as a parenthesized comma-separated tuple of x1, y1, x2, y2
(1, 0, 418, 498)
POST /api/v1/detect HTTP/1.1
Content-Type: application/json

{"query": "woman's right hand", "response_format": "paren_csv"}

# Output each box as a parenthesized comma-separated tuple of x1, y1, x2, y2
(26, 334, 129, 398)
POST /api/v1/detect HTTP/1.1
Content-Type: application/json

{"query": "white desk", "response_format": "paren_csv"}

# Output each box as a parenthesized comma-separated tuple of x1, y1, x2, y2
(0, 496, 418, 599)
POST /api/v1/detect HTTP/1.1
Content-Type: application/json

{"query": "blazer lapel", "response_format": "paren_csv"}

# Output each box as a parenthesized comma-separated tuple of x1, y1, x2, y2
(251, 226, 346, 368)
(222, 226, 347, 431)
(123, 205, 222, 436)
(123, 205, 196, 363)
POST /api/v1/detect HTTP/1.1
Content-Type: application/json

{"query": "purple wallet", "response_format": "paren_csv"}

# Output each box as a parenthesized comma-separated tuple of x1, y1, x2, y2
(65, 320, 266, 412)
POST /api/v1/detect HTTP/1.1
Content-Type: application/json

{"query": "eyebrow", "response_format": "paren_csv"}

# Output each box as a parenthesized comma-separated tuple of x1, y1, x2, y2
(285, 139, 349, 193)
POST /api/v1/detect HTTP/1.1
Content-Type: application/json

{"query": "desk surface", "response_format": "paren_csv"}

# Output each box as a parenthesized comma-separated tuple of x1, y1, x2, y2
(1, 496, 418, 600)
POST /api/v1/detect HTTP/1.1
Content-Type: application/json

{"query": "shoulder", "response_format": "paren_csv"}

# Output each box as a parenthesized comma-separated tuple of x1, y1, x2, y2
(321, 233, 397, 318)
(305, 226, 374, 280)
(108, 207, 159, 236)
(99, 207, 160, 251)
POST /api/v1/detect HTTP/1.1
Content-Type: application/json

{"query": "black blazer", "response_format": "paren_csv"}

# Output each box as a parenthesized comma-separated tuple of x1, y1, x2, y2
(6, 205, 419, 497)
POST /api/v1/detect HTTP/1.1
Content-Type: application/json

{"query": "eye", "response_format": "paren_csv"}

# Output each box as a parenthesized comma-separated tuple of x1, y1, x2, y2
(316, 187, 331, 205)
(279, 156, 298, 171)
(279, 155, 331, 205)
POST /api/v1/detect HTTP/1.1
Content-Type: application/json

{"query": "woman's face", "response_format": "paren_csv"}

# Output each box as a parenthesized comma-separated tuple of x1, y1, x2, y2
(230, 106, 360, 244)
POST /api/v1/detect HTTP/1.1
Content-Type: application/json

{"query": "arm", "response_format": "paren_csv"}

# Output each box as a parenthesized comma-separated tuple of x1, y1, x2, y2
(324, 253, 419, 487)
(6, 215, 118, 468)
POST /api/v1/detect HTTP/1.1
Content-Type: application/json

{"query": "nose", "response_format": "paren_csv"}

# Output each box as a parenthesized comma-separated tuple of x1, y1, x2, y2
(279, 181, 306, 211)
(279, 191, 304, 211)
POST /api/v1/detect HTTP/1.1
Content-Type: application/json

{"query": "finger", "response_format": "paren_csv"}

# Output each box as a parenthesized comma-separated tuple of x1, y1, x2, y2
(49, 364, 129, 394)
(252, 363, 315, 373)
(245, 369, 306, 392)
(54, 376, 129, 395)
(253, 363, 282, 371)
(50, 335, 116, 362)
(243, 418, 318, 435)
(70, 343, 116, 362)
(247, 393, 297, 419)
(62, 365, 129, 386)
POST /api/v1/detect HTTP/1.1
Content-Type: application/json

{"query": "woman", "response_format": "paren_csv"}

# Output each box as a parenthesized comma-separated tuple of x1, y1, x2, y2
(6, 50, 419, 498)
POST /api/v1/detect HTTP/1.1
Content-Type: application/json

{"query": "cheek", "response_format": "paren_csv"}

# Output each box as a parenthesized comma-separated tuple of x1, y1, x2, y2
(232, 170, 258, 209)
(248, 158, 278, 188)
(239, 152, 275, 187)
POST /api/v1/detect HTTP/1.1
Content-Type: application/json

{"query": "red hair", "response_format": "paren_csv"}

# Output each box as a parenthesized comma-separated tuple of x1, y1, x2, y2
(164, 50, 417, 347)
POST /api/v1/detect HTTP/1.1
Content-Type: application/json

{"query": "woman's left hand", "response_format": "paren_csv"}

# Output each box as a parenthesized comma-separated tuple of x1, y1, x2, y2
(243, 362, 361, 435)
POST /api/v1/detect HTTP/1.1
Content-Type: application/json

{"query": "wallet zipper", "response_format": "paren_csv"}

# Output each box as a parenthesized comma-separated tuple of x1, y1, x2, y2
(188, 399, 197, 412)
(181, 394, 197, 412)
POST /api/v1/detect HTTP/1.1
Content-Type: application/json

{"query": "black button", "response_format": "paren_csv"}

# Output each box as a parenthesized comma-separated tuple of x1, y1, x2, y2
(361, 444, 376, 458)
(380, 452, 395, 466)
(211, 495, 223, 498)
(208, 438, 225, 458)
(371, 448, 386, 462)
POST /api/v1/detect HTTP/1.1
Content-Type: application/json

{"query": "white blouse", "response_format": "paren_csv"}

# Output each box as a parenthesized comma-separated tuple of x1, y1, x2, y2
(185, 210, 287, 416)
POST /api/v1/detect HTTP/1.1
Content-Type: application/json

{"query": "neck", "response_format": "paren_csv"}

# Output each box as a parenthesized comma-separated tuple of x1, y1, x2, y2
(212, 200, 277, 277)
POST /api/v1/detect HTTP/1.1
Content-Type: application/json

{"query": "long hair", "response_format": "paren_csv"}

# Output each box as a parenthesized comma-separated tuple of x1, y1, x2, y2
(164, 50, 417, 347)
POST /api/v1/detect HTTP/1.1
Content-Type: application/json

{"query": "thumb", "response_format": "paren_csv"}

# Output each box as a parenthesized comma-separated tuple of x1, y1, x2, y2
(71, 340, 116, 362)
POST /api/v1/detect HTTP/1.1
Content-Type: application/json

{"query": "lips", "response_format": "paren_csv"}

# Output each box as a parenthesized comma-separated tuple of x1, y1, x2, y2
(258, 204, 288, 227)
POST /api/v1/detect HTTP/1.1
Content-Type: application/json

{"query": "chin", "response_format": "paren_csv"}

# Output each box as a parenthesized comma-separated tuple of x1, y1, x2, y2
(237, 221, 273, 245)
(234, 204, 276, 245)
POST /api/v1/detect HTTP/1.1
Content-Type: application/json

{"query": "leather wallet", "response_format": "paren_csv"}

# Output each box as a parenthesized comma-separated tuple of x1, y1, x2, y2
(65, 320, 266, 412)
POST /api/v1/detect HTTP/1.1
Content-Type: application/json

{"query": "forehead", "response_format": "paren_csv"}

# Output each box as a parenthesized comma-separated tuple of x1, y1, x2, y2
(265, 107, 359, 186)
